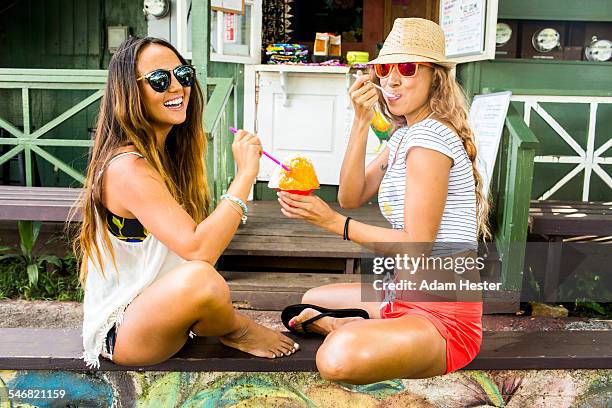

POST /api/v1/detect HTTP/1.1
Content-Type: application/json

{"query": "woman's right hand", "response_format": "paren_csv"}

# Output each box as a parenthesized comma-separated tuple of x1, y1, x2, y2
(232, 129, 263, 179)
(350, 71, 379, 124)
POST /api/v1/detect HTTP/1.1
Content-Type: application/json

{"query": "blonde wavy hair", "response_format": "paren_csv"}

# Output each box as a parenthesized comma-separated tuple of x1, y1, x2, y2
(69, 37, 211, 286)
(373, 65, 491, 240)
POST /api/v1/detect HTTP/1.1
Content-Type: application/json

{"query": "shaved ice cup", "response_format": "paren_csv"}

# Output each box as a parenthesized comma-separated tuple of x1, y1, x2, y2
(275, 188, 315, 196)
(268, 153, 319, 197)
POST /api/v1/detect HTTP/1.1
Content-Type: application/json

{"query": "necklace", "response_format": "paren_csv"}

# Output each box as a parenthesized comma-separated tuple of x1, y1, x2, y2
(390, 109, 434, 165)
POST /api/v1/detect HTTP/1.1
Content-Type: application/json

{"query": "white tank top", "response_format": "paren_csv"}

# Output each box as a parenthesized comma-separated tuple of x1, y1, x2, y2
(81, 152, 186, 369)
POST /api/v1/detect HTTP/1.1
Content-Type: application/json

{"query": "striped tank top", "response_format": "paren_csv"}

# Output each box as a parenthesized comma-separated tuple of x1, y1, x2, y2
(378, 119, 477, 243)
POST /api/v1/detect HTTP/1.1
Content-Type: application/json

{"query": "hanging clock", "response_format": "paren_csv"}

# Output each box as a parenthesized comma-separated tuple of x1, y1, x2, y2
(585, 36, 612, 62)
(495, 20, 518, 58)
(143, 0, 170, 18)
(496, 23, 513, 47)
(532, 28, 561, 52)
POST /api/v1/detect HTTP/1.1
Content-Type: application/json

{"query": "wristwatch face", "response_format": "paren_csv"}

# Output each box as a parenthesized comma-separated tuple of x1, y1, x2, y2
(496, 23, 513, 47)
(532, 28, 561, 52)
(586, 38, 612, 61)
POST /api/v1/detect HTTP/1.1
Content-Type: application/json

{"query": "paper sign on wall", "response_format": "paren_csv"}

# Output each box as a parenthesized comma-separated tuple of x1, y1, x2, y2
(440, 0, 486, 58)
(469, 91, 512, 198)
(224, 13, 236, 43)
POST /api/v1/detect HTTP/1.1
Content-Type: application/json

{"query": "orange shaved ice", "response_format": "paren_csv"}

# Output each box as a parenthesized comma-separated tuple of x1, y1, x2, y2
(279, 156, 320, 191)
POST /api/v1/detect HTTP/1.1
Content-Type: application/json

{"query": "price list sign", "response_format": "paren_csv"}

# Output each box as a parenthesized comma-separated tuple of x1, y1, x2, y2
(440, 0, 486, 58)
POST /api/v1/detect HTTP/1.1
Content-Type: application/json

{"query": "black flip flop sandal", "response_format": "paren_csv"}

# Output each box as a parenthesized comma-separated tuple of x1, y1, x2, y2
(281, 303, 370, 337)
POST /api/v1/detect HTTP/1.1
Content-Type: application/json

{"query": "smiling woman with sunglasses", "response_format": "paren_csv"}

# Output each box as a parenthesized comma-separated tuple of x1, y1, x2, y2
(76, 37, 298, 369)
(277, 18, 490, 383)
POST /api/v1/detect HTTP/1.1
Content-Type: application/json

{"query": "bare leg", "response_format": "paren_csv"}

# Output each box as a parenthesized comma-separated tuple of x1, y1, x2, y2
(111, 261, 298, 366)
(289, 283, 383, 335)
(316, 316, 447, 383)
(290, 283, 448, 382)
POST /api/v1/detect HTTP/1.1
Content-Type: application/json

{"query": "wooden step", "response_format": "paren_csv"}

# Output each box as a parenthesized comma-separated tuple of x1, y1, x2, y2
(224, 272, 517, 314)
(1, 328, 610, 371)
(225, 271, 361, 310)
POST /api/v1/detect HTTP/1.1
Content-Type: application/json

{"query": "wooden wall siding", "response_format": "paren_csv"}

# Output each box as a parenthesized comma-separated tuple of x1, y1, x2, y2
(498, 0, 612, 22)
(0, 0, 102, 69)
(102, 0, 148, 67)
(384, 0, 439, 37)
(458, 60, 612, 101)
(0, 0, 147, 187)
(0, 0, 147, 69)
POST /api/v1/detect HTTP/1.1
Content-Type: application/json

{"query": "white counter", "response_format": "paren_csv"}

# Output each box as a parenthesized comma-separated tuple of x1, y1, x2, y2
(249, 64, 351, 74)
(244, 64, 383, 185)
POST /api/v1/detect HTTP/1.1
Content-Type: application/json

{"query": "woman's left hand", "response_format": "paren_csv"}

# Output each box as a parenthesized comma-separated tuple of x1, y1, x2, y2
(277, 192, 343, 231)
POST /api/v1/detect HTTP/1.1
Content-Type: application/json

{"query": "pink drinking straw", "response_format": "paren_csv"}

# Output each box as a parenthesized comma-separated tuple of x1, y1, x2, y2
(229, 127, 291, 172)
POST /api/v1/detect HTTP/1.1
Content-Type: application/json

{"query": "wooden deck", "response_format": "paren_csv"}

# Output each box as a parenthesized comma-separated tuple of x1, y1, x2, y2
(529, 200, 612, 237)
(0, 188, 516, 312)
(222, 200, 388, 274)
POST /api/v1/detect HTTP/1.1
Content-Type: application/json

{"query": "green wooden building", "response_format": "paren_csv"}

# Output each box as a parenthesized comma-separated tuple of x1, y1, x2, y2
(0, 0, 610, 303)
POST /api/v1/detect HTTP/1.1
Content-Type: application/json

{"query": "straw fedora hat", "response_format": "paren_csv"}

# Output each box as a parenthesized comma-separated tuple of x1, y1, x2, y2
(368, 18, 456, 69)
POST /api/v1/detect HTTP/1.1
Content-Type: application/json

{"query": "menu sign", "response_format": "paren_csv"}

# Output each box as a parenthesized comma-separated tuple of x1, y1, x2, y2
(469, 91, 512, 198)
(440, 0, 487, 58)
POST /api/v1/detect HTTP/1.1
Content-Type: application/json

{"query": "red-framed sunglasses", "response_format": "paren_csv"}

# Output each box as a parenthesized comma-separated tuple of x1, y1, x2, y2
(374, 62, 433, 79)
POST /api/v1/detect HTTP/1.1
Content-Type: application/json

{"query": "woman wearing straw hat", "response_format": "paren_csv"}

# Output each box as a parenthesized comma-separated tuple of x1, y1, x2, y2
(278, 18, 489, 383)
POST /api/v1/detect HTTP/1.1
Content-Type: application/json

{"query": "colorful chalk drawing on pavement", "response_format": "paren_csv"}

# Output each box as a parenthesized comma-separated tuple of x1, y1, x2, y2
(1, 369, 611, 407)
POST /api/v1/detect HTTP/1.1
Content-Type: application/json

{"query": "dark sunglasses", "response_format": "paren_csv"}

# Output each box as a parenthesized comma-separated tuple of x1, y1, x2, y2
(374, 62, 433, 79)
(136, 64, 196, 93)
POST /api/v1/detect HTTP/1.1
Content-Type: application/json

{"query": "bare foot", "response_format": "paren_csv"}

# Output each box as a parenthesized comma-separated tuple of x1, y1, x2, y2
(220, 312, 299, 359)
(289, 308, 364, 336)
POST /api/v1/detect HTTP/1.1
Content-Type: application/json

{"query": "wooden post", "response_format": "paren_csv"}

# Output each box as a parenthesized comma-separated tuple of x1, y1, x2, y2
(495, 105, 539, 291)
(191, 0, 212, 203)
(191, 0, 209, 89)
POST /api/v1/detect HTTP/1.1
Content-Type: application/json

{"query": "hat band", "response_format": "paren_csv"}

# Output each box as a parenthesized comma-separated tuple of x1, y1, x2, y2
(374, 51, 447, 62)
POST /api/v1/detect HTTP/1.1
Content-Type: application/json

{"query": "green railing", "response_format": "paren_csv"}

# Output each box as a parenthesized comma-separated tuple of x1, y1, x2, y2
(0, 69, 106, 186)
(204, 77, 235, 206)
(492, 104, 540, 291)
(0, 69, 236, 203)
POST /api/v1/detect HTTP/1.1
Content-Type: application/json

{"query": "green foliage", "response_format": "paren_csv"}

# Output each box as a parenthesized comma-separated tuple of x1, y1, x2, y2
(0, 252, 83, 301)
(1, 221, 44, 286)
(0, 224, 82, 301)
(572, 300, 611, 318)
(523, 250, 610, 319)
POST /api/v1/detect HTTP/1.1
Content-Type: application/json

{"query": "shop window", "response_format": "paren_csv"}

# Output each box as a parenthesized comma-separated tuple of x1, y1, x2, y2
(210, 0, 263, 63)
(290, 0, 364, 43)
(176, 0, 262, 64)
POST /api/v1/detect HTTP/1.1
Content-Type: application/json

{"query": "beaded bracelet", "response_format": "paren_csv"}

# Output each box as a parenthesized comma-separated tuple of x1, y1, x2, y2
(221, 194, 248, 224)
(225, 200, 248, 224)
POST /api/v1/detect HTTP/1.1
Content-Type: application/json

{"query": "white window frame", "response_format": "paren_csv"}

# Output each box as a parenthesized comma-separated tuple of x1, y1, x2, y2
(176, 0, 192, 59)
(210, 0, 262, 64)
(176, 0, 261, 63)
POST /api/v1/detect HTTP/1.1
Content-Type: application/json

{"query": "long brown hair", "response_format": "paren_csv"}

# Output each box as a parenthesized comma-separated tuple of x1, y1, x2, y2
(374, 66, 491, 240)
(70, 37, 211, 286)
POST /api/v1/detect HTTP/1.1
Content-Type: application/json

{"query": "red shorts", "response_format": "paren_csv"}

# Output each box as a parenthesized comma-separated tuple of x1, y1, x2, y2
(380, 300, 483, 374)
